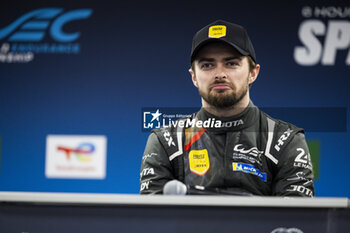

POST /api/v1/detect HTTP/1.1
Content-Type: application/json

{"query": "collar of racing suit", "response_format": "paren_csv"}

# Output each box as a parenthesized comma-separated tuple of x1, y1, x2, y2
(195, 101, 259, 133)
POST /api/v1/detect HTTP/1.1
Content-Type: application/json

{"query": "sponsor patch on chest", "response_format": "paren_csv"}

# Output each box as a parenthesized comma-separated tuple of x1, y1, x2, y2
(189, 149, 210, 176)
(232, 162, 267, 182)
(232, 144, 264, 165)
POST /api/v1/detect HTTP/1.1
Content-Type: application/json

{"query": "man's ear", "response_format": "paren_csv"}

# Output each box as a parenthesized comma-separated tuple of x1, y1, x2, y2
(248, 64, 260, 85)
(189, 68, 198, 88)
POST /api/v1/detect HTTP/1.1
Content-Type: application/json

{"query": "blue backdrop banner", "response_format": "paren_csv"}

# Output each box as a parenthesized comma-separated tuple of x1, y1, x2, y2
(0, 0, 349, 197)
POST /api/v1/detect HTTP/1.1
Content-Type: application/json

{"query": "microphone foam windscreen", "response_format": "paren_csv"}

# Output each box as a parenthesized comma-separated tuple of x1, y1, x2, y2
(163, 180, 187, 195)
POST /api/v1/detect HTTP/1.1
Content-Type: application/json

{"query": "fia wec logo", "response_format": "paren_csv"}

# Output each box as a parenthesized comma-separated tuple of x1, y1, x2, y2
(0, 8, 92, 42)
(0, 8, 93, 63)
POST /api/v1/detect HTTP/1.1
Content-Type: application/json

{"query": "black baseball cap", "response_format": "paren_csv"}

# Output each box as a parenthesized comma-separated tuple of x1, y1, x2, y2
(190, 20, 256, 63)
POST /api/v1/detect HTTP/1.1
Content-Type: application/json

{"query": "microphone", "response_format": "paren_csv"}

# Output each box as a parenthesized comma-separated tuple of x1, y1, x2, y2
(163, 180, 187, 195)
(163, 180, 253, 196)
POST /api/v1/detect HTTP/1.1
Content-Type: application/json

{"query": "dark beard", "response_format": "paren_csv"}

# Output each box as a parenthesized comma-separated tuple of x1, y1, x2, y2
(199, 79, 248, 109)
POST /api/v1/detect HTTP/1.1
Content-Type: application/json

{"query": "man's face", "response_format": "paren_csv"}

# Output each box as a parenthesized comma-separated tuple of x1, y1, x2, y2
(190, 42, 258, 109)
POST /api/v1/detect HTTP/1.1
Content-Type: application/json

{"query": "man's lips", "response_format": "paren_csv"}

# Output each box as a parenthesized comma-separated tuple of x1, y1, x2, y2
(211, 84, 231, 90)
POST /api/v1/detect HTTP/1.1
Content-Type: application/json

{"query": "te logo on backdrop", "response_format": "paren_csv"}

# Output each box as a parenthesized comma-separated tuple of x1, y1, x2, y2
(0, 8, 93, 63)
(45, 135, 107, 179)
(294, 6, 350, 66)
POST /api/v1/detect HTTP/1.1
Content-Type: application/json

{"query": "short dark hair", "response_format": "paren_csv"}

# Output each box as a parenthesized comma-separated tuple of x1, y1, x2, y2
(247, 56, 256, 88)
(247, 56, 256, 72)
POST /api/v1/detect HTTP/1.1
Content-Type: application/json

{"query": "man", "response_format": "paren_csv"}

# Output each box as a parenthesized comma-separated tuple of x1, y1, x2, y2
(140, 20, 314, 196)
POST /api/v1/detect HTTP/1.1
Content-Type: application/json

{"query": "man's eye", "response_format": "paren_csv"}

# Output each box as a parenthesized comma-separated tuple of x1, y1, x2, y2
(201, 63, 213, 69)
(227, 62, 238, 66)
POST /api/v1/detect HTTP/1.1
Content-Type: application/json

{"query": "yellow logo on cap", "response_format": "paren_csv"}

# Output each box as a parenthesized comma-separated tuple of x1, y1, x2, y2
(208, 25, 226, 38)
(189, 149, 210, 176)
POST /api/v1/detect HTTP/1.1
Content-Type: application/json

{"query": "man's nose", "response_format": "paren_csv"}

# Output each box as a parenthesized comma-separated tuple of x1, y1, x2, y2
(215, 65, 227, 80)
